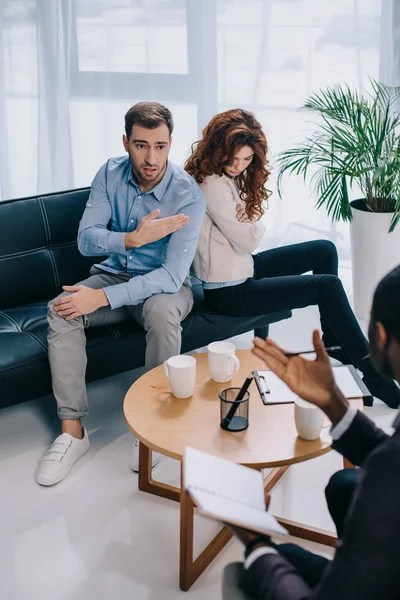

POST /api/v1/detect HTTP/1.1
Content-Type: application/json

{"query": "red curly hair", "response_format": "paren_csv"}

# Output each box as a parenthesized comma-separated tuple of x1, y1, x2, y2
(185, 109, 271, 219)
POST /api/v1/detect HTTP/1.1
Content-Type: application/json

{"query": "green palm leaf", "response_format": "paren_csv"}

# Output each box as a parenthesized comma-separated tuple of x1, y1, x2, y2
(277, 80, 400, 231)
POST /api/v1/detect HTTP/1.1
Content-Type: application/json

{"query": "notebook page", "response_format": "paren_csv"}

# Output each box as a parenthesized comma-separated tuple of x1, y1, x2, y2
(190, 487, 288, 538)
(184, 447, 265, 511)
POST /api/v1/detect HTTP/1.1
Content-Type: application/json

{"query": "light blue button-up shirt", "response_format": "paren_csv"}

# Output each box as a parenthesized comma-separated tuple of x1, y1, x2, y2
(77, 156, 205, 310)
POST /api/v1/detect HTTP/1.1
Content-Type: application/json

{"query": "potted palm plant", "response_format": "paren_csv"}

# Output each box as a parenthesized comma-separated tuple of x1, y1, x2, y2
(276, 80, 400, 320)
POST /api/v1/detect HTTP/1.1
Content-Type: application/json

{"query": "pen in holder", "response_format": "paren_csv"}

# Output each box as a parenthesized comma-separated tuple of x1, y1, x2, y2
(220, 388, 250, 431)
(220, 374, 252, 432)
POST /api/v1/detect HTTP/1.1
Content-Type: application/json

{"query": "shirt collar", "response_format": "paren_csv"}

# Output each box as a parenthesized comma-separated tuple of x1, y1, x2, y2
(129, 161, 173, 202)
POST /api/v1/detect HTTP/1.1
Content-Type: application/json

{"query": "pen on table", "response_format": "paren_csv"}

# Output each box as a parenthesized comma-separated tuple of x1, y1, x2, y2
(258, 375, 270, 403)
(284, 345, 342, 357)
(221, 373, 253, 429)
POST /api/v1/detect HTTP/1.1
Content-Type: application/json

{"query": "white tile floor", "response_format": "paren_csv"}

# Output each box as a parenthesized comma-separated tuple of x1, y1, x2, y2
(0, 305, 396, 600)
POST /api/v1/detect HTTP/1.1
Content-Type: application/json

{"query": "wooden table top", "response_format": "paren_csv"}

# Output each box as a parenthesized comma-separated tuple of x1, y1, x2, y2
(123, 349, 363, 468)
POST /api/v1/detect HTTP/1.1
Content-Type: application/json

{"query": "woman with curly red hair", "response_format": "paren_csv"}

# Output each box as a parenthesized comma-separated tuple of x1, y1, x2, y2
(185, 108, 400, 408)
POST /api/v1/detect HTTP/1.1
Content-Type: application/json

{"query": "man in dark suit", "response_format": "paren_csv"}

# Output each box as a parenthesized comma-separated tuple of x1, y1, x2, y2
(229, 264, 400, 599)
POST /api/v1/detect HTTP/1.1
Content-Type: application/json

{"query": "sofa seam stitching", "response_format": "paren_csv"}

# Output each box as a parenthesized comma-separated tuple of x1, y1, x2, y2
(37, 197, 51, 246)
(0, 357, 48, 373)
(0, 241, 77, 261)
(0, 310, 21, 332)
(24, 331, 48, 355)
(48, 248, 61, 292)
(38, 197, 61, 293)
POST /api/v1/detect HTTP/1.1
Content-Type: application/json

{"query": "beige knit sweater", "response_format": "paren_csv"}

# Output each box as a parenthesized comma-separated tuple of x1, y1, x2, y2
(193, 174, 265, 283)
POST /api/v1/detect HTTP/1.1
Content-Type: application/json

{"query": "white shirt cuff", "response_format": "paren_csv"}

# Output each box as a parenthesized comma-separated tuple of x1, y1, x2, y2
(330, 403, 358, 440)
(244, 546, 278, 570)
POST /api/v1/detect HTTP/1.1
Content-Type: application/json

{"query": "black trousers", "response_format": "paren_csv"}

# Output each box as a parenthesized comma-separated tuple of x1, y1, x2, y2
(277, 467, 361, 588)
(204, 241, 373, 374)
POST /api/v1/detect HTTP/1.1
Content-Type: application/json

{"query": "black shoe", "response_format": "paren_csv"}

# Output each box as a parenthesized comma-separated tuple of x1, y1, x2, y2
(362, 376, 400, 409)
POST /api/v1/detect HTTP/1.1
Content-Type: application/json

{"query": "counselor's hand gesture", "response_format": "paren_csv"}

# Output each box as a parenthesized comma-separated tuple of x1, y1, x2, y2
(252, 330, 348, 418)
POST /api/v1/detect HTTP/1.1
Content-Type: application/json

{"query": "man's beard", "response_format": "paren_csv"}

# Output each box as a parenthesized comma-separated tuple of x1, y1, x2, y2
(131, 160, 167, 185)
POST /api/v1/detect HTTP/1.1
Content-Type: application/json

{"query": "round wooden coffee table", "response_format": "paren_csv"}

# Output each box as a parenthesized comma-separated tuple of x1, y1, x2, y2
(124, 349, 362, 591)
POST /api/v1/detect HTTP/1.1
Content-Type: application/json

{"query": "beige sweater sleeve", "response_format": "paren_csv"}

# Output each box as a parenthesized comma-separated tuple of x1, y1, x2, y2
(201, 175, 266, 254)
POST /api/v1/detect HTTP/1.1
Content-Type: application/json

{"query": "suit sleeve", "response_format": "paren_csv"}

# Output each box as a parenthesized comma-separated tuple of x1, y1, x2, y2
(241, 553, 312, 600)
(332, 410, 389, 467)
(201, 176, 265, 253)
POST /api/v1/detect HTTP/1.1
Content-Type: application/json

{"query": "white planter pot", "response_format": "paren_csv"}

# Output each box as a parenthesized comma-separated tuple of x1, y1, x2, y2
(350, 199, 400, 321)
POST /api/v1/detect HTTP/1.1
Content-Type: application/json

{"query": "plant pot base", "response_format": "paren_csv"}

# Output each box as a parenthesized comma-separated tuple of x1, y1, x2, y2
(350, 200, 400, 321)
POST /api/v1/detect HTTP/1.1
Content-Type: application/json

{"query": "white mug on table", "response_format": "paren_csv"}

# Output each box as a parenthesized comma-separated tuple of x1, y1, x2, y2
(164, 355, 196, 398)
(207, 341, 240, 383)
(294, 397, 324, 441)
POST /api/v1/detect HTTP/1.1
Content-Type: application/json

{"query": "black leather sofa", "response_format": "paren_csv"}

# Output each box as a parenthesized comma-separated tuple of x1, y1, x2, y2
(0, 188, 291, 410)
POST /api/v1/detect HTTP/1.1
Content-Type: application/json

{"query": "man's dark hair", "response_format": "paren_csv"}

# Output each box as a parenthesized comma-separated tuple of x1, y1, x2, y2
(124, 102, 174, 139)
(371, 265, 400, 343)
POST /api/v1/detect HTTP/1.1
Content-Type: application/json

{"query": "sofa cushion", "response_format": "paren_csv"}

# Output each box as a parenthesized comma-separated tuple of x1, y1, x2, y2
(0, 291, 291, 409)
(0, 189, 99, 310)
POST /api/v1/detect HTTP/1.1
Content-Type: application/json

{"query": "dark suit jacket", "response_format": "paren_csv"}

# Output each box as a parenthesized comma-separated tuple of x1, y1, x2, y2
(241, 410, 400, 599)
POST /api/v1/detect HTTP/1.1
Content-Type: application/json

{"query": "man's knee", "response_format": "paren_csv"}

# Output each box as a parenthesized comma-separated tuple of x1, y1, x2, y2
(325, 468, 359, 507)
(48, 290, 68, 315)
(48, 297, 61, 321)
(47, 290, 82, 329)
(143, 297, 183, 331)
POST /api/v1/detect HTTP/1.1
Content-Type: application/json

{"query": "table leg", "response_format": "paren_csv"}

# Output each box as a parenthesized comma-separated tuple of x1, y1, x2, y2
(138, 441, 180, 502)
(179, 462, 232, 591)
(276, 517, 337, 547)
(137, 443, 232, 590)
(264, 465, 289, 493)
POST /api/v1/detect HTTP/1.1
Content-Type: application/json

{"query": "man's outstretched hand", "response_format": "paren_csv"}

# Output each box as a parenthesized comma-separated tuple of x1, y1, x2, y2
(125, 209, 189, 249)
(252, 330, 349, 425)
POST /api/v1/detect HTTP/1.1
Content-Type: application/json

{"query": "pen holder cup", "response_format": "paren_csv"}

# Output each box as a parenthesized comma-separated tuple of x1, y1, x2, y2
(219, 387, 250, 432)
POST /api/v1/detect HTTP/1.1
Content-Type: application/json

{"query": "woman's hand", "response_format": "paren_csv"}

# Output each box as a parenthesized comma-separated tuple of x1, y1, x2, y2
(236, 204, 251, 223)
(252, 330, 349, 425)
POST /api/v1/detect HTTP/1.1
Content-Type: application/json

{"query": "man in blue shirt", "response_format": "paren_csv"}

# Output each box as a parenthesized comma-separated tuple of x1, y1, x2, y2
(36, 102, 205, 486)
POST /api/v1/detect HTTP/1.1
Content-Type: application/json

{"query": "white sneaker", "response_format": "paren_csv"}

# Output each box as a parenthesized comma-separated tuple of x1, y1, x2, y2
(36, 429, 90, 486)
(130, 438, 161, 473)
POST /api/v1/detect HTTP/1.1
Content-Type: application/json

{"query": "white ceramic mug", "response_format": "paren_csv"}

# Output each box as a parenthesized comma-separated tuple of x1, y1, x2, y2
(163, 355, 196, 398)
(294, 398, 325, 441)
(207, 341, 240, 383)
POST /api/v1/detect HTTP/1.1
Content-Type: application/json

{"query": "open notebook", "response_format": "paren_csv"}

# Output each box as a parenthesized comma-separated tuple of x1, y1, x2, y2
(184, 447, 288, 538)
(253, 364, 371, 405)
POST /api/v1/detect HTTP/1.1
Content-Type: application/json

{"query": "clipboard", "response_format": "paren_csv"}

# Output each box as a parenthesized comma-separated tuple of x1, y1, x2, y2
(252, 370, 293, 405)
(253, 365, 373, 406)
